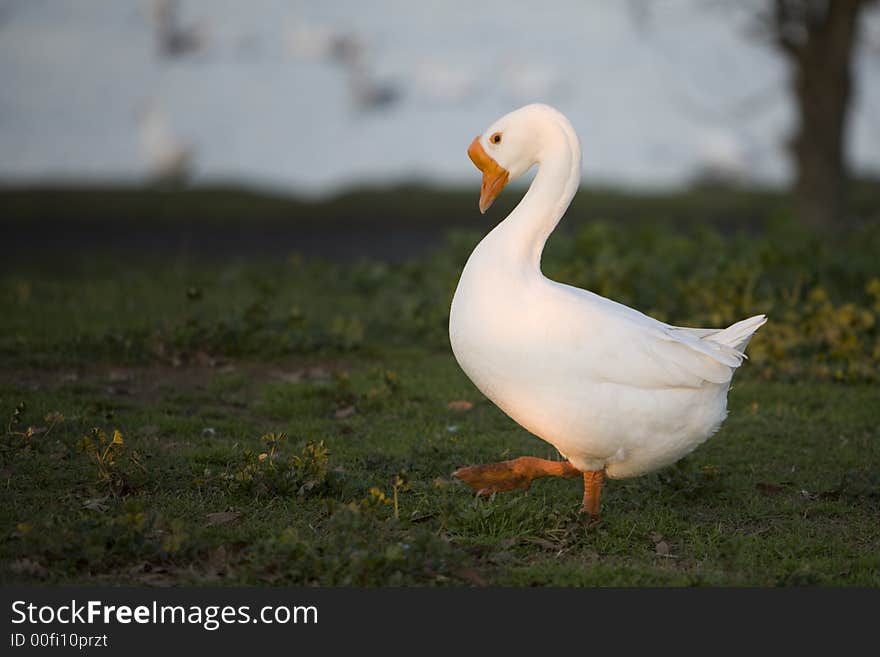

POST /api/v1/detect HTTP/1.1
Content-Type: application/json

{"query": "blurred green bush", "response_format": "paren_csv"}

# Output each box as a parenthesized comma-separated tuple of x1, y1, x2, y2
(2, 213, 878, 383)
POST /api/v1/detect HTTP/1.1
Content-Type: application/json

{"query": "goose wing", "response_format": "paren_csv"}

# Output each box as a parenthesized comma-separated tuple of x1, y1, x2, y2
(555, 285, 750, 389)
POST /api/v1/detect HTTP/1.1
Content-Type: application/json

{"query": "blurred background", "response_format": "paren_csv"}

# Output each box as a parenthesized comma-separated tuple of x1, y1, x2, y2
(2, 0, 879, 380)
(2, 0, 880, 190)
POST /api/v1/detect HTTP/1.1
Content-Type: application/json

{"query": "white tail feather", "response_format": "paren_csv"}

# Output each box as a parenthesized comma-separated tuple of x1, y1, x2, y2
(705, 314, 768, 353)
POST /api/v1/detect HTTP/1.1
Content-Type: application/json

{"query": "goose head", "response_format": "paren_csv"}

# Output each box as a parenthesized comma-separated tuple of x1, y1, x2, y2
(467, 103, 567, 213)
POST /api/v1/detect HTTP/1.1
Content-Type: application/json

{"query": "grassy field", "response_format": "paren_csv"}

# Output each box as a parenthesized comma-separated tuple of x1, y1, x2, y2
(2, 186, 879, 586)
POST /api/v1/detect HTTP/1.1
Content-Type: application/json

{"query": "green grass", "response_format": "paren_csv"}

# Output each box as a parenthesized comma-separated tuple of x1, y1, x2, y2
(1, 187, 878, 586)
(2, 351, 878, 586)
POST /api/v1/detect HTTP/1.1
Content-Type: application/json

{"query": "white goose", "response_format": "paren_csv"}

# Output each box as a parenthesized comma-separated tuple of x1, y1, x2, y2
(450, 104, 766, 517)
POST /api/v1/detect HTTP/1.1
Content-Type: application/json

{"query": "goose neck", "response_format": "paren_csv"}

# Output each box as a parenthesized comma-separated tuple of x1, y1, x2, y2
(495, 124, 581, 270)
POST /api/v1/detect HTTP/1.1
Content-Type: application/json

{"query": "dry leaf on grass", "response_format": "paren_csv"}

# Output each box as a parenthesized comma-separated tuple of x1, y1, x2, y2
(273, 370, 304, 383)
(307, 366, 331, 380)
(82, 496, 109, 512)
(205, 511, 241, 526)
(525, 537, 563, 551)
(11, 559, 48, 577)
(138, 572, 176, 587)
(452, 568, 488, 587)
(334, 405, 356, 419)
(208, 545, 228, 568)
(107, 370, 133, 383)
(275, 367, 332, 384)
(447, 400, 474, 412)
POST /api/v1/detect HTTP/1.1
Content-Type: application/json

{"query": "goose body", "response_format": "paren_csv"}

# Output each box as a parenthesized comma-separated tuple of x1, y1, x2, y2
(450, 104, 765, 502)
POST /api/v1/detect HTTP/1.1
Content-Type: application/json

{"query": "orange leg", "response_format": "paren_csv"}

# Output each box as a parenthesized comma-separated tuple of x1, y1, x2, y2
(453, 456, 607, 517)
(581, 469, 605, 518)
(452, 456, 580, 496)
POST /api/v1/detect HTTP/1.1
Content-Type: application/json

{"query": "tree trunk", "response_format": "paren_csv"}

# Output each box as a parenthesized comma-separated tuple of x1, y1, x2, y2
(780, 0, 867, 227)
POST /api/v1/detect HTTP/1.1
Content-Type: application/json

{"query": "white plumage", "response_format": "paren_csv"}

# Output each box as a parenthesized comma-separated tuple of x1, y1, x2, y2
(138, 103, 194, 184)
(450, 104, 766, 484)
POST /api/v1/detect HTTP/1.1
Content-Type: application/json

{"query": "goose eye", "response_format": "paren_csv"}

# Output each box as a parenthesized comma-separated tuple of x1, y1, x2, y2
(490, 133, 502, 144)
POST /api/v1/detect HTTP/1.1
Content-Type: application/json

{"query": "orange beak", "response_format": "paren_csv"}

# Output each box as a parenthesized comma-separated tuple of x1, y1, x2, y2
(468, 136, 509, 214)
